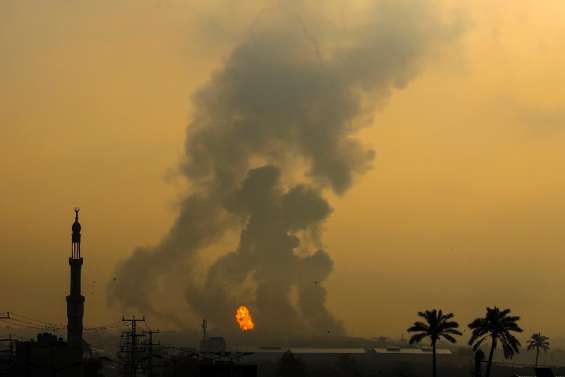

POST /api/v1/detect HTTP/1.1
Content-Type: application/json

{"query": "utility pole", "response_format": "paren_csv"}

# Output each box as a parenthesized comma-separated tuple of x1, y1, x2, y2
(144, 330, 160, 377)
(121, 316, 145, 377)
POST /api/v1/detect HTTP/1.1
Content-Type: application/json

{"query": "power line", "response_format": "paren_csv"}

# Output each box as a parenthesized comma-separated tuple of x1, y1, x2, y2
(9, 313, 64, 329)
(8, 318, 64, 332)
(1, 311, 123, 333)
(83, 320, 124, 332)
(5, 320, 57, 332)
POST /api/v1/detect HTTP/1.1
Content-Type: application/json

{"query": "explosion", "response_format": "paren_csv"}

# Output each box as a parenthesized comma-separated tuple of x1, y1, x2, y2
(235, 306, 255, 331)
(108, 0, 462, 338)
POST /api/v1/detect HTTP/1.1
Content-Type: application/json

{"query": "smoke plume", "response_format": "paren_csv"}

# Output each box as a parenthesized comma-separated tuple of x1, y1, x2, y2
(108, 0, 461, 338)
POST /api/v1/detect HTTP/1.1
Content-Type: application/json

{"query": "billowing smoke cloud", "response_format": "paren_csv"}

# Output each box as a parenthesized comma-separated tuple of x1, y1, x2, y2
(187, 165, 340, 336)
(108, 0, 462, 337)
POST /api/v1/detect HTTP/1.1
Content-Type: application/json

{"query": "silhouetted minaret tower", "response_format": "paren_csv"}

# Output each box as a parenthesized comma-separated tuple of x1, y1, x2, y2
(67, 208, 85, 349)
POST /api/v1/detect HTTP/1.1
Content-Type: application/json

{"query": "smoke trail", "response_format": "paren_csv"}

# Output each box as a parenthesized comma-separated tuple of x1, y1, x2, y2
(108, 0, 462, 337)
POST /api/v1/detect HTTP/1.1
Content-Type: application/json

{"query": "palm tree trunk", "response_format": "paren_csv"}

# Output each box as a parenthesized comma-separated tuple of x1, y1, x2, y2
(485, 338, 497, 377)
(535, 347, 540, 367)
(432, 339, 437, 377)
(475, 357, 482, 377)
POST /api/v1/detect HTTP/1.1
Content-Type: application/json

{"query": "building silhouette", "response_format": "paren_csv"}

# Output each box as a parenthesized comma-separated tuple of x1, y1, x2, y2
(67, 207, 85, 350)
(12, 209, 92, 377)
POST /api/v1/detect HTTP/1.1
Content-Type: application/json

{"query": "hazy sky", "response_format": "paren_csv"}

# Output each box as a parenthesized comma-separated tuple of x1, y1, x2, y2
(1, 0, 565, 341)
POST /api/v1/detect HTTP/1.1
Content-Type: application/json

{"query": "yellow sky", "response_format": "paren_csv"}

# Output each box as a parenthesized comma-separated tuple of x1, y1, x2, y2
(1, 0, 565, 340)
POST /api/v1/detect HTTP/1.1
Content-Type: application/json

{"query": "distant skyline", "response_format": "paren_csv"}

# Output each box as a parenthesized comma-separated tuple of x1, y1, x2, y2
(2, 0, 565, 340)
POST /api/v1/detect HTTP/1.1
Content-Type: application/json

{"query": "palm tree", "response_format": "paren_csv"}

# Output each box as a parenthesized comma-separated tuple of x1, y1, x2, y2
(407, 309, 462, 377)
(527, 332, 550, 367)
(468, 307, 523, 377)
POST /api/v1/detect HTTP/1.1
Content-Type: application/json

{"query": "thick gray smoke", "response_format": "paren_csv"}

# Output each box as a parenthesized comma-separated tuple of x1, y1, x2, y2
(108, 0, 461, 338)
(188, 165, 340, 336)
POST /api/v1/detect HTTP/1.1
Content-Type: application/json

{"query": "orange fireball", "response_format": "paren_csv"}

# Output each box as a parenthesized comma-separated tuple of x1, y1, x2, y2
(235, 305, 255, 331)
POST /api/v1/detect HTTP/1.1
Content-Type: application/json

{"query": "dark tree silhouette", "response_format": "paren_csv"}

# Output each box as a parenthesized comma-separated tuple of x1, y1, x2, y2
(474, 349, 485, 377)
(407, 309, 462, 377)
(527, 332, 550, 367)
(468, 307, 523, 377)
